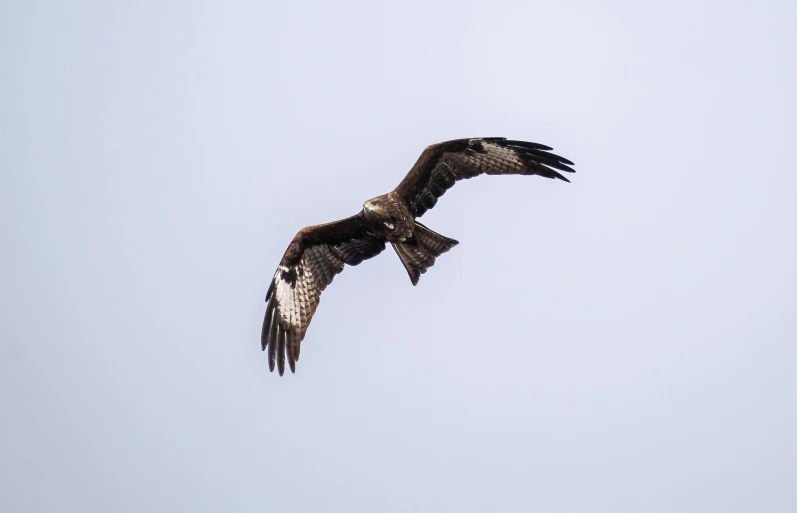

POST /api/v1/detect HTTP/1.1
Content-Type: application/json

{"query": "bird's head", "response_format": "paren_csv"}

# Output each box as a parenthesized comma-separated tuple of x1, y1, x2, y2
(363, 195, 389, 215)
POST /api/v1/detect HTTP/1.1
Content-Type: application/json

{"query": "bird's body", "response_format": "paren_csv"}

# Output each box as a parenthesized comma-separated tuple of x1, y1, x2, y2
(362, 192, 414, 243)
(262, 137, 576, 375)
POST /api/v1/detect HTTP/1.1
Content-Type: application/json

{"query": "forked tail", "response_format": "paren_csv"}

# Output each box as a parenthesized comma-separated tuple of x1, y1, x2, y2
(391, 222, 459, 285)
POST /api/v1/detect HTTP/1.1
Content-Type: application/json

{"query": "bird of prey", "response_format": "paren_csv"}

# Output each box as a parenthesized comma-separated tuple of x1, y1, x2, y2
(262, 137, 576, 375)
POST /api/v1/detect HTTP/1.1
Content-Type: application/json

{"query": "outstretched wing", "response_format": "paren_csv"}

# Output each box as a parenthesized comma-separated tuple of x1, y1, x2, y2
(262, 213, 386, 375)
(393, 137, 576, 218)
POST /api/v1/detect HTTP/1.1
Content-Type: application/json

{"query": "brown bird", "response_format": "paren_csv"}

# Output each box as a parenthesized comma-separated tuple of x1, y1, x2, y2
(262, 137, 576, 375)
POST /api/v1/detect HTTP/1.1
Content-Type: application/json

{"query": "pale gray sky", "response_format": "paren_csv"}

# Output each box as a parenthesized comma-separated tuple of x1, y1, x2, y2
(2, 0, 796, 511)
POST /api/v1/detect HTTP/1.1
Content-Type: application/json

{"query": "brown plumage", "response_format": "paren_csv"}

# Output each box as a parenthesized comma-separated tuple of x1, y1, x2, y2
(262, 137, 576, 375)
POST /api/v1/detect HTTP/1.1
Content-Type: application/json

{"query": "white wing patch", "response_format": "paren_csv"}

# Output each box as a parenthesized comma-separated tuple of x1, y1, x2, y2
(272, 245, 345, 335)
(471, 140, 526, 174)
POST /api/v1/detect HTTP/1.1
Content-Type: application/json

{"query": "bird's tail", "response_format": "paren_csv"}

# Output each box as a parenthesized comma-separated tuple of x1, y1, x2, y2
(391, 222, 458, 286)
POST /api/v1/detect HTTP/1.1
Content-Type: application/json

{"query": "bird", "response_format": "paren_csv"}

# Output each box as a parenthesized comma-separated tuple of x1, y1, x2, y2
(262, 137, 576, 375)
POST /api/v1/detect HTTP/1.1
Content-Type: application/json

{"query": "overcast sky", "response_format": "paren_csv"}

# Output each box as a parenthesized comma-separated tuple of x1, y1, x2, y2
(2, 0, 796, 512)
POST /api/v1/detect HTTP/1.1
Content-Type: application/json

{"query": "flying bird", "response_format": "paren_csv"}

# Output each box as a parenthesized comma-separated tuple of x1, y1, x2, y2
(262, 137, 576, 375)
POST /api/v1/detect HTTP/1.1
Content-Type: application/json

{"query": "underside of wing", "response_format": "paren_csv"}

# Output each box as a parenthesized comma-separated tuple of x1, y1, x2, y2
(394, 137, 577, 217)
(262, 215, 385, 375)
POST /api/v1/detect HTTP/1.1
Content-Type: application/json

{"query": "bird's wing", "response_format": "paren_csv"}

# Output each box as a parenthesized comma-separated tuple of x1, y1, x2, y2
(393, 137, 576, 218)
(262, 213, 386, 375)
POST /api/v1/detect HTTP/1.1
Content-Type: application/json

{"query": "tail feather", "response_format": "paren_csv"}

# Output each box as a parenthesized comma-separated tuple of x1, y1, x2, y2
(391, 222, 458, 285)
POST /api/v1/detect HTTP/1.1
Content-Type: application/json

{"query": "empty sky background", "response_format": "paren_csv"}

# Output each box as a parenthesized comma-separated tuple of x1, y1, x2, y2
(2, 0, 796, 511)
